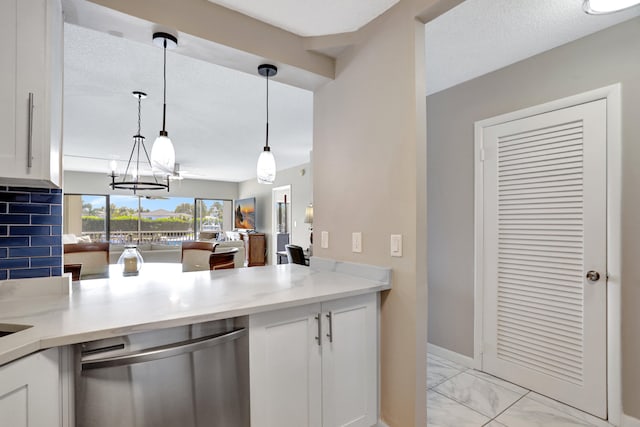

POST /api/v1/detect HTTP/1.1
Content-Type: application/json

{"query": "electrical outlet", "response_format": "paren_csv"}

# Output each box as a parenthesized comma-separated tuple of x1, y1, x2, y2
(352, 232, 362, 253)
(321, 231, 329, 249)
(391, 234, 402, 257)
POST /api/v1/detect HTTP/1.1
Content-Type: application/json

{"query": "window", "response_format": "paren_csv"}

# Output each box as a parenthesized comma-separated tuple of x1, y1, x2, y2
(195, 199, 232, 239)
(110, 196, 195, 244)
(63, 194, 108, 242)
(64, 193, 232, 244)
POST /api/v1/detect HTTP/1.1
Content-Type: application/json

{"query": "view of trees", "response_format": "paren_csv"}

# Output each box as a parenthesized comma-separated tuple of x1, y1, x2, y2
(79, 196, 228, 242)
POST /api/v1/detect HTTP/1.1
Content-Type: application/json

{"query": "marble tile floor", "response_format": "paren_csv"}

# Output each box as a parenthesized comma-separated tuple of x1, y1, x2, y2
(427, 352, 612, 427)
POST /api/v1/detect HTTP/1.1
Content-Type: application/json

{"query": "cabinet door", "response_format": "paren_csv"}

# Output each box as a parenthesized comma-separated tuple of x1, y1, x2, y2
(0, 0, 20, 172)
(248, 234, 266, 266)
(250, 304, 322, 427)
(0, 0, 62, 187)
(322, 293, 378, 427)
(0, 348, 61, 427)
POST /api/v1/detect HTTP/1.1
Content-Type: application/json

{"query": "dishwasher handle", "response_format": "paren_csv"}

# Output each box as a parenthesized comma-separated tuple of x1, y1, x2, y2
(81, 327, 246, 371)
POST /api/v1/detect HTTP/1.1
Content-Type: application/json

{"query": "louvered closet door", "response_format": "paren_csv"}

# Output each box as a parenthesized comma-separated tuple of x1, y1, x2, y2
(482, 99, 607, 417)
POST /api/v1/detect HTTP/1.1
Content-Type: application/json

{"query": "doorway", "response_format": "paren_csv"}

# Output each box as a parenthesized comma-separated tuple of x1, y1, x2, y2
(474, 85, 621, 420)
(272, 185, 291, 265)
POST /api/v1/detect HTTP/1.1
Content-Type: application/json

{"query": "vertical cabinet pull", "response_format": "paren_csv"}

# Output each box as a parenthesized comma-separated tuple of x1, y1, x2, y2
(314, 314, 322, 346)
(27, 93, 34, 168)
(326, 312, 333, 343)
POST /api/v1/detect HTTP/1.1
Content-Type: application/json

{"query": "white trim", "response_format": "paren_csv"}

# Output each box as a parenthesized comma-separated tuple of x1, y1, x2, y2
(427, 343, 474, 369)
(376, 422, 390, 427)
(473, 120, 485, 371)
(623, 414, 640, 427)
(473, 84, 622, 424)
(606, 84, 622, 427)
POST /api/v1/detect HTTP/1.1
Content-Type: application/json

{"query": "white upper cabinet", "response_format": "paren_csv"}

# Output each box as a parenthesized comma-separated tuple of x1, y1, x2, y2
(0, 0, 63, 188)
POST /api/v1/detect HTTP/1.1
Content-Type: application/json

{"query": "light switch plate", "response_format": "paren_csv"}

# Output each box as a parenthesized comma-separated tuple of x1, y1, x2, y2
(352, 232, 362, 253)
(391, 234, 402, 257)
(321, 231, 329, 249)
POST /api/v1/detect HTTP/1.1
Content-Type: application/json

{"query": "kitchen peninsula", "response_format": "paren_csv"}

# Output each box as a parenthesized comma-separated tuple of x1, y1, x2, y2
(0, 259, 389, 427)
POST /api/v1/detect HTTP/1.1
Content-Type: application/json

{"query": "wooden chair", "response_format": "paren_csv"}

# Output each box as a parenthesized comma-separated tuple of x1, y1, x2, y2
(285, 244, 307, 266)
(63, 242, 110, 278)
(181, 241, 214, 272)
(209, 247, 238, 270)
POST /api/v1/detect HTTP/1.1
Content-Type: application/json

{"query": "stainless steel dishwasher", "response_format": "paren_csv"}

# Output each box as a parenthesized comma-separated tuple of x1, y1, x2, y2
(75, 319, 249, 427)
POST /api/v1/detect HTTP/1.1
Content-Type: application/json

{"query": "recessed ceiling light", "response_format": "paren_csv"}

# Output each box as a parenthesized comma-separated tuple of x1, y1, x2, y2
(583, 0, 640, 14)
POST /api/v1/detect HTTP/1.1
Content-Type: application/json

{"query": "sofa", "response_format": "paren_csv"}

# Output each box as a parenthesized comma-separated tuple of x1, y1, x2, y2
(109, 243, 181, 264)
(65, 234, 245, 268)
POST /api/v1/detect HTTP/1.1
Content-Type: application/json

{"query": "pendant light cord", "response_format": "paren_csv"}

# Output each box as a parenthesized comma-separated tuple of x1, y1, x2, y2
(265, 71, 270, 148)
(162, 39, 167, 133)
(135, 93, 141, 183)
(137, 93, 142, 135)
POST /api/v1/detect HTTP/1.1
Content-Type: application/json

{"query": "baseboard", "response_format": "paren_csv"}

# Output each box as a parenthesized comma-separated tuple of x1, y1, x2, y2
(427, 343, 475, 368)
(623, 414, 640, 427)
(376, 421, 390, 427)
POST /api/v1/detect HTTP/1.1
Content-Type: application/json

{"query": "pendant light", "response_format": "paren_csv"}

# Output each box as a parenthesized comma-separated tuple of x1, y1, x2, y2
(109, 91, 170, 193)
(583, 0, 640, 13)
(151, 32, 177, 175)
(256, 64, 277, 184)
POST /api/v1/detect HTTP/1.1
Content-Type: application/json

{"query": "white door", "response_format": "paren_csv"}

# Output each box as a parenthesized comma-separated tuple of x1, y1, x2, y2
(481, 99, 607, 417)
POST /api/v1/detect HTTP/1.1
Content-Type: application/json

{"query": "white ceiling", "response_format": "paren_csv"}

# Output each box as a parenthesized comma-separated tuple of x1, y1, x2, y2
(425, 0, 640, 95)
(64, 0, 640, 183)
(63, 24, 313, 182)
(205, 0, 400, 37)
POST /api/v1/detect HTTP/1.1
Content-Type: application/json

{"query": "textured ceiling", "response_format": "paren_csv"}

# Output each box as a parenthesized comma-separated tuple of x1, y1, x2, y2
(63, 24, 313, 182)
(65, 0, 640, 182)
(425, 0, 640, 95)
(205, 0, 400, 36)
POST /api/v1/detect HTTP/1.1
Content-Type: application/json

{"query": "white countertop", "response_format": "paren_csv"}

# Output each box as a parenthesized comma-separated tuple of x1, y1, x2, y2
(0, 262, 391, 366)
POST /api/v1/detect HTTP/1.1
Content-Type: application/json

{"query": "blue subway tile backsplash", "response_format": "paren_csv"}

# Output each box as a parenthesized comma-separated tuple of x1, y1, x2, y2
(10, 268, 51, 279)
(31, 193, 62, 204)
(9, 247, 50, 257)
(0, 192, 30, 203)
(0, 187, 62, 280)
(0, 237, 30, 247)
(0, 214, 30, 224)
(9, 203, 50, 214)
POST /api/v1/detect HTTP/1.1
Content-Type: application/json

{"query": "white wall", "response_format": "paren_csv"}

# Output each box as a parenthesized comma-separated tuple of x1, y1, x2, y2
(313, 2, 430, 423)
(426, 17, 640, 418)
(63, 170, 238, 200)
(238, 162, 312, 264)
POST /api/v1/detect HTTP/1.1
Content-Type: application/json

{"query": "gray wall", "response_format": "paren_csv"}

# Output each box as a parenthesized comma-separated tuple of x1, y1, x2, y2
(63, 170, 239, 200)
(238, 162, 312, 265)
(426, 17, 640, 416)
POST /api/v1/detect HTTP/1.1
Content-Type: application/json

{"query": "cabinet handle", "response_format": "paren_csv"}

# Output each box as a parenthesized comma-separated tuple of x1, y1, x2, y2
(27, 92, 34, 168)
(314, 313, 322, 346)
(326, 312, 333, 343)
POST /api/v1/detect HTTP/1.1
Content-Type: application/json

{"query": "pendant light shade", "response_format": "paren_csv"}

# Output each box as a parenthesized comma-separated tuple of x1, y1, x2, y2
(583, 0, 640, 13)
(256, 64, 277, 184)
(151, 32, 177, 175)
(151, 133, 175, 174)
(257, 148, 276, 184)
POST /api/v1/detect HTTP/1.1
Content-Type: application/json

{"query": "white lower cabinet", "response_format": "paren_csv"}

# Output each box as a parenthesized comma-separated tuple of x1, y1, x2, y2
(0, 348, 61, 427)
(250, 293, 378, 427)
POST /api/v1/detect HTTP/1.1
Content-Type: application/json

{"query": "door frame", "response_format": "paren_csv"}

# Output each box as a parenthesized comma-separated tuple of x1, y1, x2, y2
(272, 185, 291, 265)
(473, 84, 621, 425)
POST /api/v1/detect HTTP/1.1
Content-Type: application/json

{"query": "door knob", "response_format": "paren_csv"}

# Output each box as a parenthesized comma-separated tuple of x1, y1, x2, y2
(586, 270, 600, 282)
